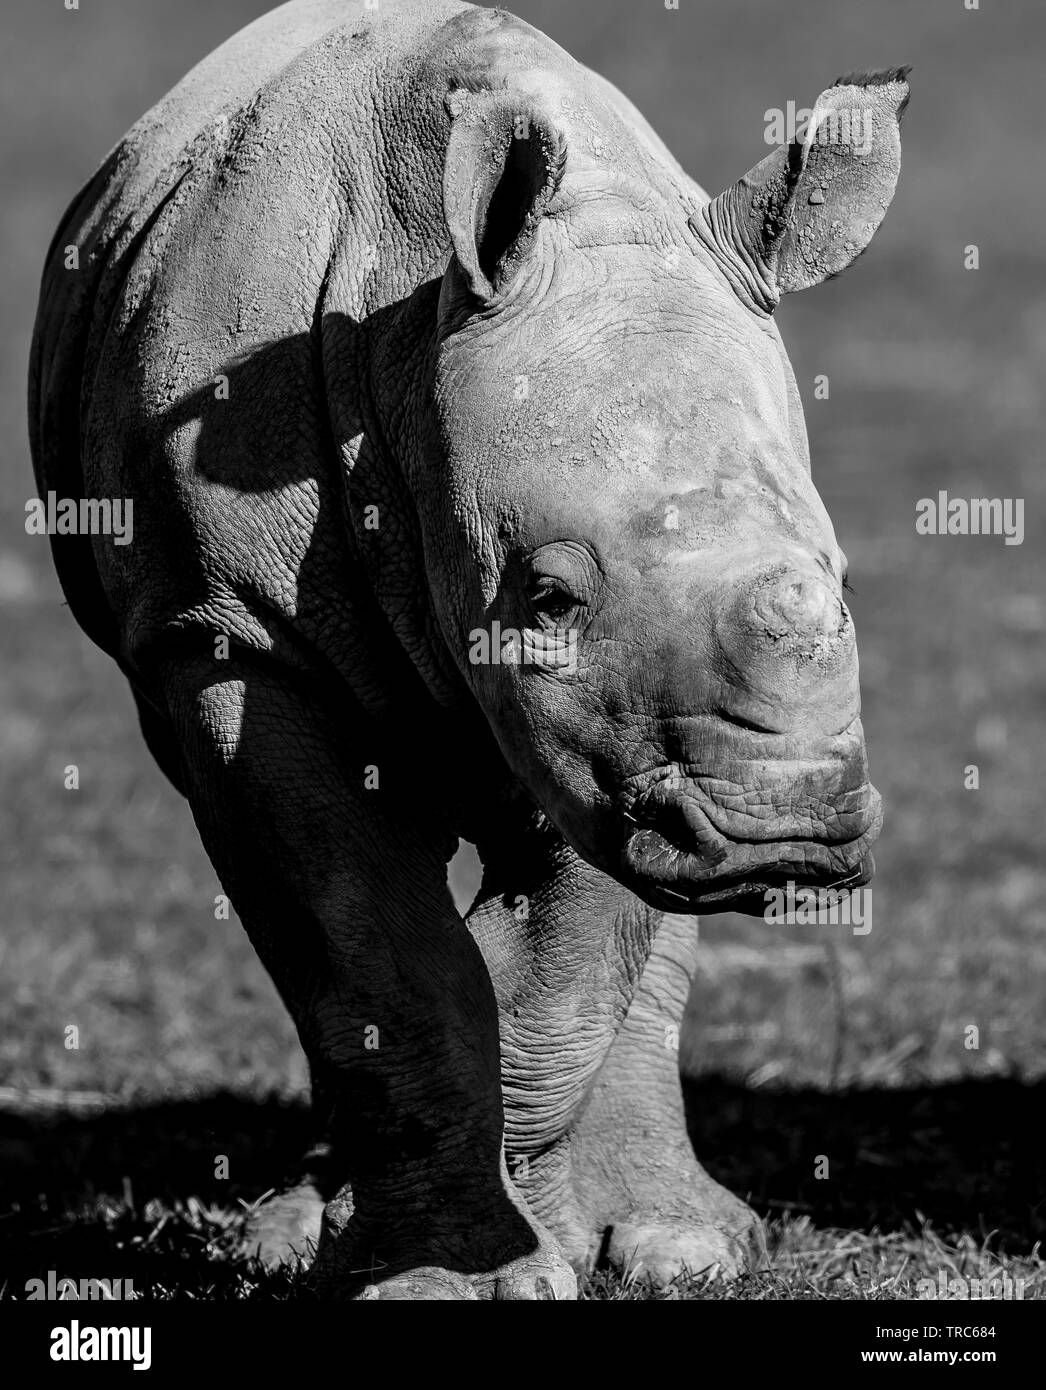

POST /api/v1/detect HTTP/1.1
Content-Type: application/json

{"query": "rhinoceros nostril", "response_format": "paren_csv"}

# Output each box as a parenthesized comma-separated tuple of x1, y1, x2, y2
(753, 573, 843, 638)
(631, 788, 729, 868)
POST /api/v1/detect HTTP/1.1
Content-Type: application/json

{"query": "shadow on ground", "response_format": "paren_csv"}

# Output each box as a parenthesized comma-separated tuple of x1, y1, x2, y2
(684, 1076, 1046, 1253)
(0, 1076, 1042, 1288)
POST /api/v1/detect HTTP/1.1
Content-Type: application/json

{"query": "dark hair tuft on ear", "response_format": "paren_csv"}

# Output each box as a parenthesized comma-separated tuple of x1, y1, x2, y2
(832, 66, 911, 122)
(832, 65, 912, 89)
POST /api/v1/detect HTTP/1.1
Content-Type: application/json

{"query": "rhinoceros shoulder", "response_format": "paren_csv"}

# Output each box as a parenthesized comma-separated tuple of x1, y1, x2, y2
(29, 0, 702, 686)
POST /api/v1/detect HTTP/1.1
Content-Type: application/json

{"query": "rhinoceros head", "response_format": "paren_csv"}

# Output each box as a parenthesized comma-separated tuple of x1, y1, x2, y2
(422, 70, 908, 913)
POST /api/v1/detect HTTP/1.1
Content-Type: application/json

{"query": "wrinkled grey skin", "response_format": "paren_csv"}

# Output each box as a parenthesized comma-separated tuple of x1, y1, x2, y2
(30, 0, 905, 1298)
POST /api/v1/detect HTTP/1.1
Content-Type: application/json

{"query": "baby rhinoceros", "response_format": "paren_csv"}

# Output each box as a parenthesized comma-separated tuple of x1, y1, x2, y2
(30, 0, 905, 1299)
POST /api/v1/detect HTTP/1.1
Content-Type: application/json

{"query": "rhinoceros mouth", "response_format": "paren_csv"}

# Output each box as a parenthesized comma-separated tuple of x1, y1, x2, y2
(618, 773, 882, 916)
(629, 857, 877, 916)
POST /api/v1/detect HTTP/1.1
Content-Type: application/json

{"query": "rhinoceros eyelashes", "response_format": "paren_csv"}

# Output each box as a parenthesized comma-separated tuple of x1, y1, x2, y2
(528, 576, 583, 627)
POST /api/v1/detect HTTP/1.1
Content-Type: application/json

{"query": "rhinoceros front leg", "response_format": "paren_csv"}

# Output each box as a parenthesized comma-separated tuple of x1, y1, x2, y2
(467, 822, 756, 1286)
(569, 912, 759, 1284)
(160, 657, 574, 1301)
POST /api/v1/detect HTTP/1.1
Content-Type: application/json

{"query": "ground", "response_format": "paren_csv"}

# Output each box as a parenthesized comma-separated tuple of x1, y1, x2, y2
(1, 0, 1044, 1300)
(1, 1084, 1043, 1299)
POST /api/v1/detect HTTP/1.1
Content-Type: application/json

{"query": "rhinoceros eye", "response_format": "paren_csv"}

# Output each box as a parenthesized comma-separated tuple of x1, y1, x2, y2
(527, 577, 583, 627)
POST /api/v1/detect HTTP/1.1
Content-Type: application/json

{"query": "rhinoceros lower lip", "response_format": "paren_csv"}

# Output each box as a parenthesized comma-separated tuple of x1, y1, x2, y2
(631, 855, 876, 917)
(619, 784, 882, 914)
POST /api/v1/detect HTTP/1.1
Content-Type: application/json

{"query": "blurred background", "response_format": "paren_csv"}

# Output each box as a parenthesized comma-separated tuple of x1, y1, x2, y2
(2, 0, 1044, 1261)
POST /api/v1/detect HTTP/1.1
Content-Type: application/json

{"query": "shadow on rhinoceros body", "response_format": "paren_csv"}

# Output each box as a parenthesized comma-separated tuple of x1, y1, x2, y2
(1, 1078, 1042, 1284)
(133, 301, 490, 839)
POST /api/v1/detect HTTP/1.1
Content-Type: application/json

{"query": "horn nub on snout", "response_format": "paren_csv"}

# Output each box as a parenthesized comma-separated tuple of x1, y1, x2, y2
(713, 565, 859, 736)
(751, 571, 846, 642)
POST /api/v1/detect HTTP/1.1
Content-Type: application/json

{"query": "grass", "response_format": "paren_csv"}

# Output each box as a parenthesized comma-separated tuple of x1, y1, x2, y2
(2, 1183, 1042, 1301)
(3, 0, 1046, 1301)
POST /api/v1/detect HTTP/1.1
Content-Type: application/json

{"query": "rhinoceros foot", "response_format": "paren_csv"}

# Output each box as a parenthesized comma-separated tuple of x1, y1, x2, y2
(316, 1251, 576, 1302)
(355, 1268, 479, 1301)
(604, 1214, 757, 1288)
(468, 1245, 578, 1301)
(353, 1250, 577, 1301)
(306, 1190, 577, 1301)
(349, 1256, 575, 1301)
(242, 1181, 324, 1270)
(520, 1107, 760, 1290)
(566, 1149, 760, 1289)
(566, 1084, 762, 1290)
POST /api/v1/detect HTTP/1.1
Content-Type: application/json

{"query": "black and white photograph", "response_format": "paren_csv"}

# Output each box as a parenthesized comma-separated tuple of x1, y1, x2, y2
(1, 0, 1042, 1355)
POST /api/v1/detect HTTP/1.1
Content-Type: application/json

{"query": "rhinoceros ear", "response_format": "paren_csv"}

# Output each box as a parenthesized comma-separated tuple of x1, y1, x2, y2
(691, 68, 910, 315)
(441, 88, 566, 304)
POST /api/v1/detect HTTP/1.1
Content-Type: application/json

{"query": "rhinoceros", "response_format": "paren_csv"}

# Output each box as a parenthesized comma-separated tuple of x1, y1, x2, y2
(29, 0, 905, 1299)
